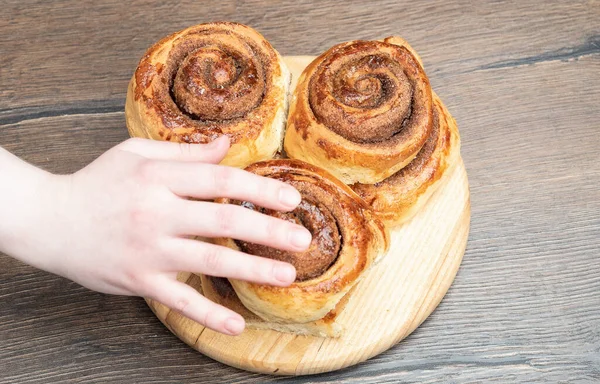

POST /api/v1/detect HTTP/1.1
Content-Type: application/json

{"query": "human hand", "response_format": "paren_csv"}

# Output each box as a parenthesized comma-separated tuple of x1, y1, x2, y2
(2, 137, 311, 335)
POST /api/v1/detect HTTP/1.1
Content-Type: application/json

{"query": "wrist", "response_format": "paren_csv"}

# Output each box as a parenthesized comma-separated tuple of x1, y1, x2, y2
(0, 148, 69, 272)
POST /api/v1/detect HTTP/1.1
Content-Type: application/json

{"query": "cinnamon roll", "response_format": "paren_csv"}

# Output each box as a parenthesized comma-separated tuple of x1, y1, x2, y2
(125, 22, 290, 168)
(213, 159, 389, 324)
(351, 93, 461, 226)
(284, 37, 432, 184)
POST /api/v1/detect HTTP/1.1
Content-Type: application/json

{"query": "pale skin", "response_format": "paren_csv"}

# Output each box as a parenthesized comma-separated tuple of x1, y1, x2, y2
(0, 136, 311, 336)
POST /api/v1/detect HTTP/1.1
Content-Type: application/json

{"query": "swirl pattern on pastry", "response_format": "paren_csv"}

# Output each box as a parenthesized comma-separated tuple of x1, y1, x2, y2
(351, 93, 461, 226)
(284, 37, 433, 184)
(125, 22, 290, 168)
(214, 159, 389, 323)
(236, 199, 341, 282)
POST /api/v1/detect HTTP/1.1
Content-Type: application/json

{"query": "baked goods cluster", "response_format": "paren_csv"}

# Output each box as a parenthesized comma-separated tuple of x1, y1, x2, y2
(125, 22, 461, 337)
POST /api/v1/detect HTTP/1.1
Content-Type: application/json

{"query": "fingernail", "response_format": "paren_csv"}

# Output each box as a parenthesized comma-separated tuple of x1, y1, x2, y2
(290, 227, 312, 249)
(274, 264, 296, 284)
(279, 186, 301, 208)
(208, 136, 229, 149)
(224, 317, 245, 335)
(206, 138, 220, 148)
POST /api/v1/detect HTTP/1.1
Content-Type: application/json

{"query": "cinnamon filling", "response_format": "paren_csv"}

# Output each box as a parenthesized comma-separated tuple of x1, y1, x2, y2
(171, 45, 263, 120)
(235, 188, 342, 281)
(308, 40, 428, 144)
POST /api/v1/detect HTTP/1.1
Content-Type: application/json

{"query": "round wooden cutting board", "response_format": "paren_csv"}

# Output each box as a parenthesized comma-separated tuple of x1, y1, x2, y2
(146, 56, 471, 376)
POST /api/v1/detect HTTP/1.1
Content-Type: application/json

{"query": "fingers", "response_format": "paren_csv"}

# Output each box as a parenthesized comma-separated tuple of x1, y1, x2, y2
(171, 200, 312, 252)
(161, 238, 296, 285)
(119, 136, 230, 164)
(121, 137, 301, 212)
(162, 162, 301, 211)
(150, 277, 245, 335)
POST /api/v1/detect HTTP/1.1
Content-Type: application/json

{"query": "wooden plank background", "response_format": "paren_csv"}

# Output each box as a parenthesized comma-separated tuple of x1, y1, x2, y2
(1, 0, 599, 382)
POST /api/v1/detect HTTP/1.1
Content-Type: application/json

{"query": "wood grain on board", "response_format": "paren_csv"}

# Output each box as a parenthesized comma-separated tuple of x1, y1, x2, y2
(1, 1, 599, 383)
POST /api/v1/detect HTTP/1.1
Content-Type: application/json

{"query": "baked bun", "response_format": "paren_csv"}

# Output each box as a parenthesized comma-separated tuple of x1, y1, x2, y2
(125, 22, 290, 168)
(213, 159, 389, 326)
(284, 37, 433, 184)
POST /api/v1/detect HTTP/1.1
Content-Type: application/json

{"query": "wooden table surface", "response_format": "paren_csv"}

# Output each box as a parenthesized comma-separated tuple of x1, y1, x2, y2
(1, 1, 599, 382)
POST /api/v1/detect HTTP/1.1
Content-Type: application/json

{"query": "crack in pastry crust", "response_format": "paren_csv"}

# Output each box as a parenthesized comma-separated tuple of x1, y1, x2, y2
(350, 93, 461, 226)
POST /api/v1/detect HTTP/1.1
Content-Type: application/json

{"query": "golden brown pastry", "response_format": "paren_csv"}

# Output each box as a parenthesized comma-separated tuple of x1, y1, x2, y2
(284, 37, 433, 184)
(200, 275, 354, 337)
(125, 22, 290, 168)
(212, 159, 389, 328)
(351, 93, 461, 226)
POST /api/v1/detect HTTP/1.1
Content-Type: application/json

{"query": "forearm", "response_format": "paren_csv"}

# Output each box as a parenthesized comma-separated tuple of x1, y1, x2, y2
(0, 147, 61, 268)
